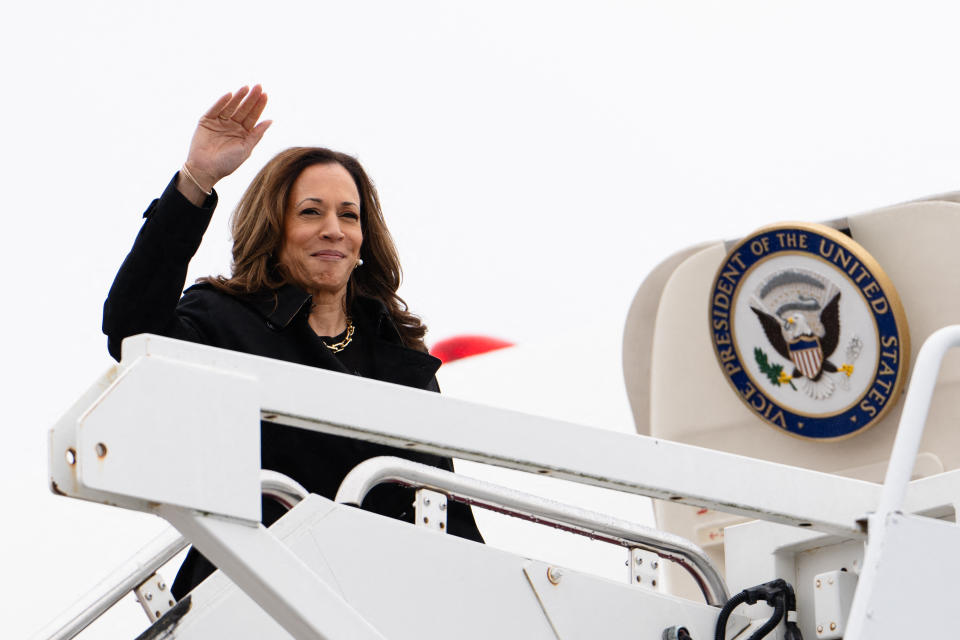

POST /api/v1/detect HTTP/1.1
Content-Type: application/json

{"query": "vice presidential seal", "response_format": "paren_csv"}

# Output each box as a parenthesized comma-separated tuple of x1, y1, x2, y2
(709, 222, 909, 440)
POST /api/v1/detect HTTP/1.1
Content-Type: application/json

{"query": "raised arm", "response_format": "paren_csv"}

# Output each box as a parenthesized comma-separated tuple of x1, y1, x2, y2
(102, 86, 271, 359)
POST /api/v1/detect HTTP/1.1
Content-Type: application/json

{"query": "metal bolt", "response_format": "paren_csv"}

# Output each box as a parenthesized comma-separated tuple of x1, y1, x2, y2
(636, 556, 643, 565)
(816, 579, 822, 588)
(651, 561, 659, 569)
(817, 625, 823, 633)
(439, 503, 446, 511)
(424, 498, 431, 506)
(145, 593, 153, 601)
(547, 566, 563, 585)
(830, 622, 837, 631)
(158, 582, 166, 590)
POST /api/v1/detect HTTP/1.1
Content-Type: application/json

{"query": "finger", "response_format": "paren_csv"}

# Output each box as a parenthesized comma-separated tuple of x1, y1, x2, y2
(241, 92, 269, 131)
(250, 119, 272, 145)
(202, 92, 233, 119)
(218, 85, 250, 118)
(232, 84, 263, 127)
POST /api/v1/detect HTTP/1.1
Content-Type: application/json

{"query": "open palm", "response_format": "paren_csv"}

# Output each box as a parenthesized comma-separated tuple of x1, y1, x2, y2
(185, 85, 272, 191)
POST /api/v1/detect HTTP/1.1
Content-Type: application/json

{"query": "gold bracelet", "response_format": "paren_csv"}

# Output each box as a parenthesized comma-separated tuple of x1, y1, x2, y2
(181, 163, 212, 196)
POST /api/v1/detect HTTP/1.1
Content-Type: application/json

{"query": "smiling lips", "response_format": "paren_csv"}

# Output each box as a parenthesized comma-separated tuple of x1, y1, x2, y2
(310, 250, 346, 261)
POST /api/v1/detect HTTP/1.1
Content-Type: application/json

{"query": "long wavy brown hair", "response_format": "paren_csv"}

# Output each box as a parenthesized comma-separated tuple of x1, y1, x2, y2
(202, 147, 428, 351)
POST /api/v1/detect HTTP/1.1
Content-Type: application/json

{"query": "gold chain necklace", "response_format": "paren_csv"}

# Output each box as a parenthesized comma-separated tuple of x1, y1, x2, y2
(322, 318, 355, 353)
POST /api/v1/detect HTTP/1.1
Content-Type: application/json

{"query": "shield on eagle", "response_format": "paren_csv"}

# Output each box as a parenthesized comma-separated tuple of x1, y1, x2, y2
(788, 336, 823, 380)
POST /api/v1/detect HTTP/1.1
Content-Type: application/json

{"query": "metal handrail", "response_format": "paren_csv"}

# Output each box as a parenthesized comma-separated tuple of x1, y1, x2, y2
(32, 471, 309, 640)
(260, 469, 311, 511)
(842, 326, 960, 640)
(30, 528, 187, 640)
(876, 325, 960, 516)
(335, 456, 729, 606)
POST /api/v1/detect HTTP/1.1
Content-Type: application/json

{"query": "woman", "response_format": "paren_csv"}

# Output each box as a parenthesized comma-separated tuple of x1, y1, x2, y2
(103, 85, 483, 598)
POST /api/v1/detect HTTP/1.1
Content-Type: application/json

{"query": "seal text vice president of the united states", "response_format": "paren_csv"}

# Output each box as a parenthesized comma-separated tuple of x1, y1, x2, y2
(102, 85, 484, 598)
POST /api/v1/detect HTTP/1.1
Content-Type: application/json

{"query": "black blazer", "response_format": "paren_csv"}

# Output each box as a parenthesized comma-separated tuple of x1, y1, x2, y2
(103, 176, 483, 597)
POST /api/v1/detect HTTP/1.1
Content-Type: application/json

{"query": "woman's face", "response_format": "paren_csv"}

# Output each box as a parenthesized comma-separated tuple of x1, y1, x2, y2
(278, 163, 363, 298)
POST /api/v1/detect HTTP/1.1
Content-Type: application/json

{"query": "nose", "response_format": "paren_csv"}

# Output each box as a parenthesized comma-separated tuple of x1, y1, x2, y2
(318, 213, 345, 241)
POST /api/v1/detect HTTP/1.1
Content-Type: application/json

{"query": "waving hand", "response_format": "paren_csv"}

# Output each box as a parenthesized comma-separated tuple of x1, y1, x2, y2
(180, 85, 272, 199)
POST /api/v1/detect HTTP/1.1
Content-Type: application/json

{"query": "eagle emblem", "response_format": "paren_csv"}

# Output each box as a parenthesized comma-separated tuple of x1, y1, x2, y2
(750, 269, 859, 400)
(708, 222, 908, 439)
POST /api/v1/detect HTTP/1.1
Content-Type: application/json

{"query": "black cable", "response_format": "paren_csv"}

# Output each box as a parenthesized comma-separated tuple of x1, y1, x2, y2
(784, 622, 804, 640)
(745, 595, 784, 640)
(714, 591, 750, 640)
(714, 579, 803, 640)
(781, 582, 803, 640)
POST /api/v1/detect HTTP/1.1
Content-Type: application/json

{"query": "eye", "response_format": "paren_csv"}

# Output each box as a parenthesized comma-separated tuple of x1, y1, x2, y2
(300, 207, 321, 216)
(339, 211, 360, 220)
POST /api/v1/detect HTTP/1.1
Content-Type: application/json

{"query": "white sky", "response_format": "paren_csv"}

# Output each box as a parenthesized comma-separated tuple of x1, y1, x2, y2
(6, 1, 960, 637)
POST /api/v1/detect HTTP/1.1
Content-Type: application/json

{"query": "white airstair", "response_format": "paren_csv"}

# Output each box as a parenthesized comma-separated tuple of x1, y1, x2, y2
(35, 327, 960, 639)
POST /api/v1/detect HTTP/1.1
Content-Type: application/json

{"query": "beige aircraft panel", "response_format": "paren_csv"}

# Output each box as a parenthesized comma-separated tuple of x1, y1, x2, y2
(624, 196, 960, 597)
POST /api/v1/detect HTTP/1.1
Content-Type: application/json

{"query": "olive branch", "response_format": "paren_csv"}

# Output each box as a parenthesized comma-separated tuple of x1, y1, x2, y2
(754, 347, 797, 390)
